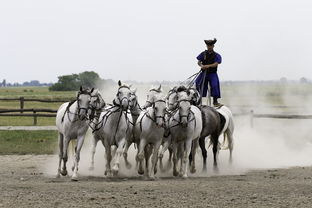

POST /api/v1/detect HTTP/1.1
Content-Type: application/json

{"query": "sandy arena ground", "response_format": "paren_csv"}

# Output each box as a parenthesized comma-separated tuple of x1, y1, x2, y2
(1, 117, 312, 207)
(0, 154, 312, 208)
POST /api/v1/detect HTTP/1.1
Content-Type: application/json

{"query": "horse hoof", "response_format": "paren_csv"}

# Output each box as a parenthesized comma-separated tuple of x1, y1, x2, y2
(71, 174, 78, 181)
(190, 167, 196, 174)
(182, 174, 188, 179)
(138, 169, 144, 175)
(60, 169, 68, 176)
(173, 171, 179, 177)
(71, 177, 78, 181)
(112, 169, 118, 176)
(125, 163, 132, 169)
(56, 174, 61, 178)
(213, 166, 219, 173)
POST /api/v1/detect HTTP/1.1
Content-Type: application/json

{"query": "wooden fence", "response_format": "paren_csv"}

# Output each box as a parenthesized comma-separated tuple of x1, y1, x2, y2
(1, 97, 312, 126)
(0, 97, 70, 125)
(0, 97, 70, 111)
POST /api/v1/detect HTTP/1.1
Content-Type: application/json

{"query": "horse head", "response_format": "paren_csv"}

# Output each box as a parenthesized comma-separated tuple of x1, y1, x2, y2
(188, 86, 201, 106)
(77, 86, 94, 120)
(166, 86, 179, 111)
(129, 88, 138, 110)
(176, 87, 192, 128)
(143, 84, 162, 109)
(89, 89, 106, 119)
(113, 80, 131, 111)
(151, 94, 167, 128)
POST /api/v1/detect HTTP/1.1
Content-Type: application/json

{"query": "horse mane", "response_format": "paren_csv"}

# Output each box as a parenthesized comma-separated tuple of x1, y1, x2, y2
(176, 85, 187, 93)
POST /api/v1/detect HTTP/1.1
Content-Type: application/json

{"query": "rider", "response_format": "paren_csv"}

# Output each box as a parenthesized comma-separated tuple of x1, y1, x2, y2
(195, 38, 222, 107)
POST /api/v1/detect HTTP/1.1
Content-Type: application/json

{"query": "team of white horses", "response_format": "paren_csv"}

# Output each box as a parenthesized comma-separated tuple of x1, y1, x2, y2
(55, 81, 234, 181)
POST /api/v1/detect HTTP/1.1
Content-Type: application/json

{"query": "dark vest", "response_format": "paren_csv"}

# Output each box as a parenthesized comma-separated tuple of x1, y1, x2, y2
(202, 51, 218, 73)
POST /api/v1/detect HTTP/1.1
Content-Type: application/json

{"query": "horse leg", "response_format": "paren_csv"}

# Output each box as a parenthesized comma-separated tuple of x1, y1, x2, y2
(137, 138, 147, 175)
(199, 136, 207, 172)
(211, 133, 219, 172)
(123, 140, 132, 169)
(89, 135, 99, 171)
(112, 140, 124, 176)
(56, 133, 64, 178)
(158, 145, 165, 172)
(166, 145, 173, 171)
(61, 137, 70, 176)
(104, 142, 112, 177)
(178, 142, 185, 177)
(172, 143, 179, 177)
(190, 138, 198, 174)
(181, 139, 192, 178)
(71, 135, 85, 181)
(144, 144, 153, 178)
(150, 141, 162, 179)
(226, 129, 234, 164)
(159, 139, 169, 172)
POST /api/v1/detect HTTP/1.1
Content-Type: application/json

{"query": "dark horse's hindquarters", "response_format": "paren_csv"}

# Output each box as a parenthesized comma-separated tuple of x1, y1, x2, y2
(189, 105, 225, 172)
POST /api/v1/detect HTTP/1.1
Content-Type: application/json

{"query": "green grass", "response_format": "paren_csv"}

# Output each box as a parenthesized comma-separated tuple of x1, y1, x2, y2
(0, 117, 55, 126)
(0, 86, 74, 125)
(0, 130, 58, 154)
(0, 86, 75, 99)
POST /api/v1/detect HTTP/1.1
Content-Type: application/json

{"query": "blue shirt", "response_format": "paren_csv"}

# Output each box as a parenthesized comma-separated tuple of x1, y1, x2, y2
(196, 51, 222, 64)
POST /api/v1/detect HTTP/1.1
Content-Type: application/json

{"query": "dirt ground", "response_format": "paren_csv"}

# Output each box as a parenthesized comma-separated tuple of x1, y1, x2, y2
(0, 155, 312, 208)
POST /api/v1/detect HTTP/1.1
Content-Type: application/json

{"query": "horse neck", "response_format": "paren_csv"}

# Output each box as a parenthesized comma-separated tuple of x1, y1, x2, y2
(130, 102, 141, 123)
(65, 101, 84, 123)
(130, 101, 141, 115)
(146, 107, 155, 120)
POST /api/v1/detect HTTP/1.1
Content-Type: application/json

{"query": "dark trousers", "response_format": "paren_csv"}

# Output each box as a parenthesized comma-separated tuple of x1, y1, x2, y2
(195, 72, 221, 98)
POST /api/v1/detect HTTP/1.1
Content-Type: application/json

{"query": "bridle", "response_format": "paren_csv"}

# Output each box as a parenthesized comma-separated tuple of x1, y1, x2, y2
(151, 99, 167, 122)
(166, 88, 178, 110)
(113, 85, 130, 110)
(62, 89, 93, 123)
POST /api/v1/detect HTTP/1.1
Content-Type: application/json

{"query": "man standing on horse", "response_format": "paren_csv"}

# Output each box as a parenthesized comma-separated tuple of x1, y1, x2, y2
(195, 38, 222, 107)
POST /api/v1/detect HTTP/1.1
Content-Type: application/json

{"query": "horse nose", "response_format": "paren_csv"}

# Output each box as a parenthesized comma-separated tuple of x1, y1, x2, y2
(181, 122, 188, 128)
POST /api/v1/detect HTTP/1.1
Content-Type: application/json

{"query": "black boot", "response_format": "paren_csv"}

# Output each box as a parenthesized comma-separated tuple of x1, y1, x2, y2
(213, 97, 222, 107)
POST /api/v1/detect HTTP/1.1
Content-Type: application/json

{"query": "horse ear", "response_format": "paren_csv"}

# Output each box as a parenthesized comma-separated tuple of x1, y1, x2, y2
(90, 88, 94, 94)
(129, 84, 132, 88)
(157, 84, 162, 92)
(187, 90, 191, 96)
(80, 86, 83, 91)
(118, 80, 122, 86)
(132, 88, 137, 94)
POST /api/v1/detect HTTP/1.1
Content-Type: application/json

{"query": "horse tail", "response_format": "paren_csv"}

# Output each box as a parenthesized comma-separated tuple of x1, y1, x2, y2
(220, 132, 229, 150)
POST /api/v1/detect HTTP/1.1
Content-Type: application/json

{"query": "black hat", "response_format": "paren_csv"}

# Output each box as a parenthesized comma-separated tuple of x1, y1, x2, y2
(204, 38, 217, 45)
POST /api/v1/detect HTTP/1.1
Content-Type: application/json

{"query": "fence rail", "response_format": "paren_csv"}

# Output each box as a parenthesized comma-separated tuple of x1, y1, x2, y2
(0, 108, 57, 125)
(1, 97, 312, 127)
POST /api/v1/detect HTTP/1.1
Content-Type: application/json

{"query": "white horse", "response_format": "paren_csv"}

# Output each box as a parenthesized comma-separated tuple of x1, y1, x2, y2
(56, 86, 94, 181)
(122, 88, 142, 169)
(168, 87, 202, 178)
(92, 81, 133, 176)
(168, 86, 235, 171)
(87, 90, 107, 171)
(135, 92, 167, 179)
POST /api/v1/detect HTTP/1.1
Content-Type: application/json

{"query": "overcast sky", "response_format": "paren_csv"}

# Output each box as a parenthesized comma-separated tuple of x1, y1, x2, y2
(1, 0, 311, 83)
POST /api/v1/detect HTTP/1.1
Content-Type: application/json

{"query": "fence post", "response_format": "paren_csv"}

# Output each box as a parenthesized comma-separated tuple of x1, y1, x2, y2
(33, 109, 37, 125)
(20, 97, 24, 113)
(250, 109, 254, 128)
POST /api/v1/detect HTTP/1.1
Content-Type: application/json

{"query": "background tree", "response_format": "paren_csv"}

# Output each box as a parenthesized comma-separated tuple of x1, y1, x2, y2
(49, 71, 107, 91)
(79, 71, 101, 88)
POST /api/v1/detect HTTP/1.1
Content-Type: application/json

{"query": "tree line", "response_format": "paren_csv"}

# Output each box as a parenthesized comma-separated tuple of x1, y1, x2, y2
(49, 71, 114, 91)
